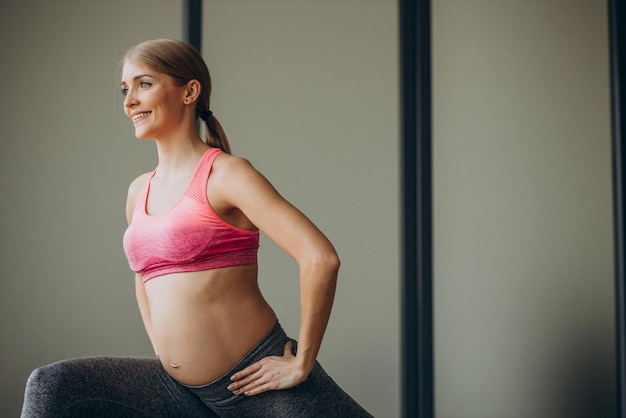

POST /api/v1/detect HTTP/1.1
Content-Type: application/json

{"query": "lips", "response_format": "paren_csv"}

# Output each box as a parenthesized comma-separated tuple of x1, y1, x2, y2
(132, 111, 152, 122)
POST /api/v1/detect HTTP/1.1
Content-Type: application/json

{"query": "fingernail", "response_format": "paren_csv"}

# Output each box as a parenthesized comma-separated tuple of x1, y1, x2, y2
(227, 384, 234, 390)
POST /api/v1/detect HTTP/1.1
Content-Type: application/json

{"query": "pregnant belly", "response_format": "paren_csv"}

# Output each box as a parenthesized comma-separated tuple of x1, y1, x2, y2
(145, 270, 277, 385)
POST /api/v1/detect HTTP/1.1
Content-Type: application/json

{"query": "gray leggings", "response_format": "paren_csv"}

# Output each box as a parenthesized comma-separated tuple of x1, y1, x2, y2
(21, 323, 373, 417)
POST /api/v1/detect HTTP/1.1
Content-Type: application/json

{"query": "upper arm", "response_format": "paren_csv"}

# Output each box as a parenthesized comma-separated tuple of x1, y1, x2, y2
(211, 155, 338, 265)
(126, 172, 150, 226)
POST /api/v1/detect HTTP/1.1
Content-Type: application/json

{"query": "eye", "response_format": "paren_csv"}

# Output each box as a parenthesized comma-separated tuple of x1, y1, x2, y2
(121, 87, 129, 96)
(139, 81, 152, 88)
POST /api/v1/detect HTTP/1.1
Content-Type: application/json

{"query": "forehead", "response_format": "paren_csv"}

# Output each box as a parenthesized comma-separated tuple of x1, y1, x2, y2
(121, 61, 158, 83)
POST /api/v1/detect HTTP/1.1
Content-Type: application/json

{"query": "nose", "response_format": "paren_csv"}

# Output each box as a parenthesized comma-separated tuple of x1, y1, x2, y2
(124, 88, 138, 109)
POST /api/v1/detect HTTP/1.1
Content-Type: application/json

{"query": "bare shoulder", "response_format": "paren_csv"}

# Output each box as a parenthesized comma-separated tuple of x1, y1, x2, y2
(210, 152, 267, 189)
(212, 152, 256, 176)
(127, 171, 152, 200)
(209, 152, 281, 209)
(126, 171, 152, 225)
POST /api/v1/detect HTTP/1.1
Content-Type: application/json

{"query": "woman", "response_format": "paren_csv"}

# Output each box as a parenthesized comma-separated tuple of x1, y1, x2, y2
(21, 39, 372, 417)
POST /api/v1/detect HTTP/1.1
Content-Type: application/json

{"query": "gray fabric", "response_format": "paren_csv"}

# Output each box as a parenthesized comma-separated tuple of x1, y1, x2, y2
(21, 323, 372, 417)
(21, 357, 216, 417)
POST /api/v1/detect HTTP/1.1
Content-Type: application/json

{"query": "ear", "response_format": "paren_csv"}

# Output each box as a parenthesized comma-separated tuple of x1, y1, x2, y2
(183, 79, 202, 105)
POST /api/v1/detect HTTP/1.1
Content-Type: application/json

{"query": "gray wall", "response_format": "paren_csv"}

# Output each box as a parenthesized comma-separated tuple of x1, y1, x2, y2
(1, 1, 617, 417)
(0, 1, 398, 417)
(432, 1, 616, 417)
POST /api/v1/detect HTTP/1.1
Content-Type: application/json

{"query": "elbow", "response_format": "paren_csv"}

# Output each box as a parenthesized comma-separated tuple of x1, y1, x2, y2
(327, 252, 341, 276)
(310, 249, 340, 280)
(298, 239, 340, 282)
(299, 251, 341, 282)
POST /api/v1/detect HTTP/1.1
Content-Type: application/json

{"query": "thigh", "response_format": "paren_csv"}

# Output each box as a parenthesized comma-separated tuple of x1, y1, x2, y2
(252, 362, 373, 418)
(21, 357, 218, 418)
(213, 362, 373, 418)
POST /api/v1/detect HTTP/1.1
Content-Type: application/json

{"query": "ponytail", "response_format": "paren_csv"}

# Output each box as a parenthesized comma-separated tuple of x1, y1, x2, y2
(202, 113, 231, 154)
(197, 102, 230, 153)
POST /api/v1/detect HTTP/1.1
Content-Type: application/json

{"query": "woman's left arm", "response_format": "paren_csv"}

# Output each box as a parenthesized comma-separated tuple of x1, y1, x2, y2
(216, 155, 340, 396)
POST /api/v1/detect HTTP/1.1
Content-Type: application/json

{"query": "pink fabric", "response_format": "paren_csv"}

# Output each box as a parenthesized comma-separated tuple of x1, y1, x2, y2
(123, 148, 259, 282)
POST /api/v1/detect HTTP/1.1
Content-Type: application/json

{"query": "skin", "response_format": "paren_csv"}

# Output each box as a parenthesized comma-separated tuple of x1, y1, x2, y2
(121, 61, 339, 396)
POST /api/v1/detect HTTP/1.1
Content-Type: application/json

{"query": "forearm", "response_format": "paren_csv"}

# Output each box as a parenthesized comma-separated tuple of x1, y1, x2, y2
(295, 255, 340, 375)
(134, 275, 158, 356)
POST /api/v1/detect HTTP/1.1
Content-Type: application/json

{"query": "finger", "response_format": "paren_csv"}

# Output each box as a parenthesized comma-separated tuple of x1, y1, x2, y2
(244, 381, 274, 396)
(229, 365, 269, 392)
(243, 366, 284, 395)
(230, 362, 262, 382)
(228, 372, 260, 392)
(239, 374, 271, 394)
(232, 372, 270, 395)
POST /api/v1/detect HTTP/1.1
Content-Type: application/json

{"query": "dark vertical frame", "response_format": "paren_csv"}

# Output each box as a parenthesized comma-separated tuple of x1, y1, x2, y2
(184, 0, 202, 52)
(400, 0, 434, 417)
(610, 0, 626, 416)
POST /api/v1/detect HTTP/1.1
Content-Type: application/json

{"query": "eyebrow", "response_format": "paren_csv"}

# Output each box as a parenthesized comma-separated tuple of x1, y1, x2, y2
(120, 74, 155, 86)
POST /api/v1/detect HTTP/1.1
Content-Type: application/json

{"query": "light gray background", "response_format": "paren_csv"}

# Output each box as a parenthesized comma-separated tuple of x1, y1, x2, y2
(432, 1, 615, 417)
(0, 1, 617, 418)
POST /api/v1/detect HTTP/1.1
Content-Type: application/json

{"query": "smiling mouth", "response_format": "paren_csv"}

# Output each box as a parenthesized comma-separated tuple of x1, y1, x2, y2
(132, 111, 152, 122)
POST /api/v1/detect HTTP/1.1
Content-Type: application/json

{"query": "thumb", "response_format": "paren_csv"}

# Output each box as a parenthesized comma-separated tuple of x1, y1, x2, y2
(283, 340, 294, 357)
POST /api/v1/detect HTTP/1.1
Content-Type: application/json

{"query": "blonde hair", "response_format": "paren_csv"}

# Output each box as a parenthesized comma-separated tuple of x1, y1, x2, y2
(123, 39, 231, 153)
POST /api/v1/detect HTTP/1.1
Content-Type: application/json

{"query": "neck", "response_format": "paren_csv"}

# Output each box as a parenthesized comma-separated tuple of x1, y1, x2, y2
(153, 133, 209, 175)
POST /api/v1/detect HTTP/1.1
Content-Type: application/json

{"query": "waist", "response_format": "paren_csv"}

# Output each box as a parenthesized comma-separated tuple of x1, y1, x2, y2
(144, 265, 260, 303)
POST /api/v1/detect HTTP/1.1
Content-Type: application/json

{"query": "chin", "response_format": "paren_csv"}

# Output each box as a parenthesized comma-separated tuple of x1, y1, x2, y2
(134, 129, 154, 140)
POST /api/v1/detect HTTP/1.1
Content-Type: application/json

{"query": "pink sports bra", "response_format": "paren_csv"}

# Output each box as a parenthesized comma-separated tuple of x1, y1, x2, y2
(123, 148, 259, 282)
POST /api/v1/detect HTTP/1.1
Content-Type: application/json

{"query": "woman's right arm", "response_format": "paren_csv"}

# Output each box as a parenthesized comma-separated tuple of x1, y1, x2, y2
(126, 173, 158, 357)
(135, 273, 158, 357)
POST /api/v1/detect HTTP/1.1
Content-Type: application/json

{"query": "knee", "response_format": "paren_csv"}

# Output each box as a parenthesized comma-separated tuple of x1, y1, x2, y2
(25, 363, 60, 400)
(26, 364, 53, 389)
(25, 359, 79, 398)
(27, 361, 62, 385)
(22, 363, 67, 417)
